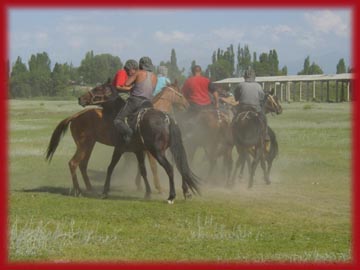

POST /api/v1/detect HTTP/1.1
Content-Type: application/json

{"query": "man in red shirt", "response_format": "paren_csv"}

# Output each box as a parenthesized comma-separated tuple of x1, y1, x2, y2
(112, 60, 139, 90)
(181, 65, 219, 114)
(112, 69, 128, 88)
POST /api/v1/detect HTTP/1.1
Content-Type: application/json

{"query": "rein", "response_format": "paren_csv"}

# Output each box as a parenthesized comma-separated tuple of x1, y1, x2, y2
(88, 89, 109, 105)
(266, 95, 281, 114)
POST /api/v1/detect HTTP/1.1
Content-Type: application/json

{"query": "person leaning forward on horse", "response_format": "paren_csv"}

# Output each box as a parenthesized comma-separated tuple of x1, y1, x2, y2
(233, 68, 269, 140)
(113, 57, 157, 144)
(181, 65, 219, 115)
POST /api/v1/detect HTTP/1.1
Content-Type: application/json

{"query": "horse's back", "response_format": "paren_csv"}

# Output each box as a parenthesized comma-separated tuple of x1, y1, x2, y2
(232, 110, 263, 147)
(70, 108, 116, 146)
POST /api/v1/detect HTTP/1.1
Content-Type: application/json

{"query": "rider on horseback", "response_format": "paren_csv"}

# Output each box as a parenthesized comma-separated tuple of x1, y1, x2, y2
(233, 67, 269, 140)
(113, 57, 157, 143)
(181, 65, 219, 115)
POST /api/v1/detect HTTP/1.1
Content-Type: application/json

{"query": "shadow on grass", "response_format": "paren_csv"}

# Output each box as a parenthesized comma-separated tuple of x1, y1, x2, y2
(17, 186, 152, 202)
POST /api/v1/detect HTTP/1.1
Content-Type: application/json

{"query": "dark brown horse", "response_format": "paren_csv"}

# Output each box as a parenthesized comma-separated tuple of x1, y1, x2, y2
(134, 84, 189, 192)
(228, 90, 282, 188)
(45, 83, 189, 197)
(76, 83, 199, 203)
(232, 92, 282, 182)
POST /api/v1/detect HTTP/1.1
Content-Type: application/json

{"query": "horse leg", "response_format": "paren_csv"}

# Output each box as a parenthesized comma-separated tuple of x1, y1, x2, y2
(135, 169, 142, 191)
(224, 147, 233, 185)
(249, 147, 262, 189)
(243, 151, 252, 180)
(102, 146, 123, 199)
(260, 154, 269, 185)
(68, 147, 86, 197)
(135, 151, 152, 199)
(228, 153, 242, 188)
(78, 140, 95, 192)
(146, 151, 163, 194)
(150, 150, 175, 204)
(236, 146, 248, 181)
(264, 156, 272, 185)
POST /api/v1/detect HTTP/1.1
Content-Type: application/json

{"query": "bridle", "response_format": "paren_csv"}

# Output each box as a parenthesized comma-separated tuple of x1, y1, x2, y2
(87, 86, 114, 105)
(265, 94, 282, 115)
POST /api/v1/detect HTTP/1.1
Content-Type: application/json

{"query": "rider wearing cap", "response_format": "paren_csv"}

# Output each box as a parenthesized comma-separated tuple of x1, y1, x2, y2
(113, 57, 157, 143)
(234, 67, 268, 140)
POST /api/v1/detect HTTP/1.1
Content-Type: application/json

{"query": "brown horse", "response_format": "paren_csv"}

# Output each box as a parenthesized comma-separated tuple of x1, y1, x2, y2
(45, 83, 188, 196)
(134, 84, 189, 192)
(77, 83, 199, 203)
(232, 91, 282, 182)
(228, 90, 282, 188)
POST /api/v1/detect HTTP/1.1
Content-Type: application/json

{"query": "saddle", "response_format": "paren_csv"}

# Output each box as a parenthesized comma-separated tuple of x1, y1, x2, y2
(125, 100, 153, 132)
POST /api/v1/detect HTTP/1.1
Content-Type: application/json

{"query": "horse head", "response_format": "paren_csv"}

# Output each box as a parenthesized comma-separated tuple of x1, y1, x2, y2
(78, 82, 119, 107)
(264, 89, 282, 115)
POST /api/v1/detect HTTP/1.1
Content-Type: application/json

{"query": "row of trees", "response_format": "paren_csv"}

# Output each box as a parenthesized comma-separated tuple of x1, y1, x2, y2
(206, 44, 288, 81)
(9, 51, 123, 98)
(9, 46, 349, 98)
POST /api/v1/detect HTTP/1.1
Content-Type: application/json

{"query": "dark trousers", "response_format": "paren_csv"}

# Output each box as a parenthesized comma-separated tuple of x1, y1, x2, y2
(236, 104, 268, 140)
(114, 95, 151, 135)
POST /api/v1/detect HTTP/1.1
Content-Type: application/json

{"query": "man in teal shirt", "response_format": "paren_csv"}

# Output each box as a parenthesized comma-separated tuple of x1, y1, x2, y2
(153, 66, 171, 95)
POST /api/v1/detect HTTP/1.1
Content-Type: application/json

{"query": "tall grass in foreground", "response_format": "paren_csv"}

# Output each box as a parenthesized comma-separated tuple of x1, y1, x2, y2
(9, 101, 351, 262)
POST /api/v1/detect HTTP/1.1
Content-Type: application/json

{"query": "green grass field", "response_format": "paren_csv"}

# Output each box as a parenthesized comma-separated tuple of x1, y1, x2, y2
(9, 100, 351, 262)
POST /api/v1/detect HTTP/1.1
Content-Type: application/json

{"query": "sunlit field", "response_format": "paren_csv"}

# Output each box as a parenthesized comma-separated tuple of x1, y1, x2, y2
(9, 100, 351, 262)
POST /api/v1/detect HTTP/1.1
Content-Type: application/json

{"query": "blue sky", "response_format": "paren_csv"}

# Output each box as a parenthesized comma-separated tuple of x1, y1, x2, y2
(8, 8, 351, 75)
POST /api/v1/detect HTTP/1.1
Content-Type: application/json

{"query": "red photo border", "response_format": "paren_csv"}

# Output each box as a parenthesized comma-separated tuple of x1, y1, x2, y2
(1, 0, 358, 269)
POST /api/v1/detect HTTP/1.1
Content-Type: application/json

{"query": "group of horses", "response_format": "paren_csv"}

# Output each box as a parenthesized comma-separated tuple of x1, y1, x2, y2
(46, 81, 282, 204)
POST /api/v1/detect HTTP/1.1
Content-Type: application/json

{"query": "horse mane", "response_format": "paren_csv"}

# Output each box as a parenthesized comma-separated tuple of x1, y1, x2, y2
(100, 84, 126, 114)
(152, 84, 178, 104)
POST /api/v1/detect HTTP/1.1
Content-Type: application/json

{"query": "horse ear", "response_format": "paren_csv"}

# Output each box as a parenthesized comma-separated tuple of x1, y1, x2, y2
(270, 88, 275, 95)
(106, 77, 111, 84)
(174, 79, 178, 87)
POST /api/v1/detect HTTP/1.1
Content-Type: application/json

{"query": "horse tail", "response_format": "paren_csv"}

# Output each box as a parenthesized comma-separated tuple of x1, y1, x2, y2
(168, 117, 201, 195)
(268, 127, 278, 158)
(45, 116, 73, 162)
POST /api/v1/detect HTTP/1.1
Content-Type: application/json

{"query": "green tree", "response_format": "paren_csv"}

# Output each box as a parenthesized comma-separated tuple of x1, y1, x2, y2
(280, 65, 288, 75)
(308, 62, 323, 74)
(160, 49, 186, 85)
(254, 52, 270, 76)
(207, 45, 235, 80)
(189, 60, 197, 77)
(298, 56, 311, 75)
(336, 58, 346, 74)
(78, 51, 122, 84)
(9, 57, 31, 98)
(51, 63, 68, 96)
(28, 52, 52, 96)
(206, 59, 233, 81)
(268, 49, 279, 76)
(236, 44, 251, 76)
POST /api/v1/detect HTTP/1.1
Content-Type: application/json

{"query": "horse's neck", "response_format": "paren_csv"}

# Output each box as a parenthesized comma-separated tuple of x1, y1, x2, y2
(153, 92, 172, 112)
(102, 98, 125, 117)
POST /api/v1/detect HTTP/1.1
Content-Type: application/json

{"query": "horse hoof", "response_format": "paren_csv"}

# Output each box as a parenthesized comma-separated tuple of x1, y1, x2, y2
(184, 193, 192, 200)
(144, 193, 151, 200)
(101, 194, 108, 199)
(226, 182, 234, 189)
(167, 199, 174, 204)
